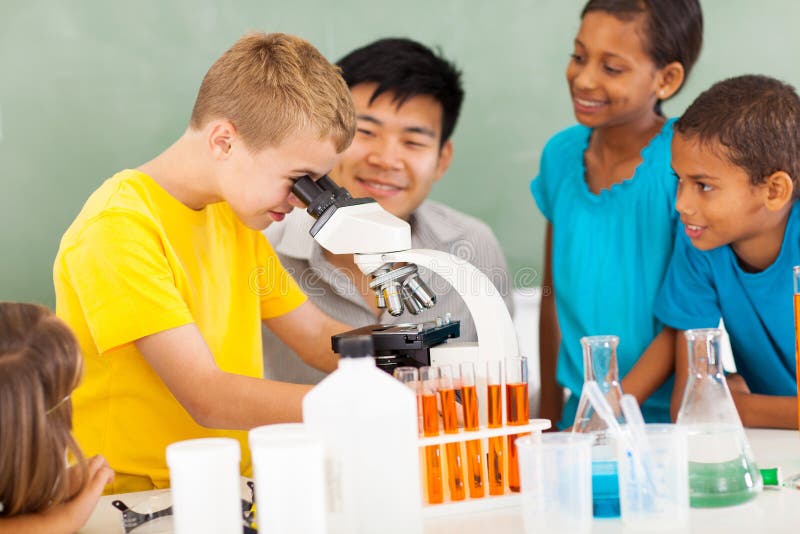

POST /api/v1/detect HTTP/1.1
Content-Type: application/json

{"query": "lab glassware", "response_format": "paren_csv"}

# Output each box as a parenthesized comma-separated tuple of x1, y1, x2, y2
(486, 359, 505, 495)
(438, 365, 466, 501)
(793, 266, 800, 431)
(505, 357, 529, 492)
(572, 335, 625, 517)
(420, 365, 444, 504)
(572, 335, 625, 437)
(676, 328, 762, 507)
(615, 424, 689, 530)
(394, 366, 423, 434)
(517, 433, 593, 534)
(459, 362, 485, 498)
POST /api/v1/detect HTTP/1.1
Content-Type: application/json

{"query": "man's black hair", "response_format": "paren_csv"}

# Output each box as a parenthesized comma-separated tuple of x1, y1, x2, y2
(337, 38, 464, 146)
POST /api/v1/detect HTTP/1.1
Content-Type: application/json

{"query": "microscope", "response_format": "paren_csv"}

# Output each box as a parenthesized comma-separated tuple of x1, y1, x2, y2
(291, 175, 519, 381)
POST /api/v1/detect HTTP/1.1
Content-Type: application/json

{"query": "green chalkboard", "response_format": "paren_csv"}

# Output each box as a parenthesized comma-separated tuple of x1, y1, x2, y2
(1, 0, 799, 306)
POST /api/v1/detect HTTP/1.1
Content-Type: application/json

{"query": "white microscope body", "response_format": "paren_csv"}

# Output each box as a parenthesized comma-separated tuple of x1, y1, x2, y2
(292, 176, 521, 423)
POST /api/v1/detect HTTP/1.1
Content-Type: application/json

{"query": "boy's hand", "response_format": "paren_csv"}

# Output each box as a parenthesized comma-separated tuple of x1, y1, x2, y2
(725, 374, 798, 429)
(45, 455, 114, 532)
(727, 374, 752, 421)
(263, 300, 347, 373)
(726, 373, 751, 396)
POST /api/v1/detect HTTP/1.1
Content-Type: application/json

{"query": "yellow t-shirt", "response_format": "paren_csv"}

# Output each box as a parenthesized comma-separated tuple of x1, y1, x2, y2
(54, 169, 307, 493)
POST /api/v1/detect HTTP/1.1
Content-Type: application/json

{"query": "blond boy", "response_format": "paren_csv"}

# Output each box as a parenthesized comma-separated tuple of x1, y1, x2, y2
(54, 33, 355, 492)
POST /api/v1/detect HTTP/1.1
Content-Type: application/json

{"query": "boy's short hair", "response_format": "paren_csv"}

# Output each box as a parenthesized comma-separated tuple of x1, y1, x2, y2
(675, 75, 800, 198)
(336, 38, 464, 146)
(190, 32, 355, 152)
(582, 0, 703, 97)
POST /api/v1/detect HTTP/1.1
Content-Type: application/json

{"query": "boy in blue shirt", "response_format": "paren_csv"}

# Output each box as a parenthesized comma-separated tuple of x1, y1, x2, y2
(654, 74, 800, 429)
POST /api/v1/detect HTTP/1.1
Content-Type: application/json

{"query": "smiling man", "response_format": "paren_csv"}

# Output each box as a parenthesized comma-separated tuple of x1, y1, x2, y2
(263, 37, 513, 384)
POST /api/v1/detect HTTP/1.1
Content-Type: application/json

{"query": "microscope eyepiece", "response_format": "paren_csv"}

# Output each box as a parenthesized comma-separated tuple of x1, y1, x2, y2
(316, 175, 339, 192)
(291, 175, 324, 206)
(291, 175, 338, 219)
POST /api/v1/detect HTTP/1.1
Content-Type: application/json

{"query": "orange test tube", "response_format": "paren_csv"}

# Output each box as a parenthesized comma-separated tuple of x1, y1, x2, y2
(420, 366, 443, 504)
(793, 266, 800, 430)
(486, 360, 505, 495)
(505, 357, 529, 492)
(438, 365, 465, 501)
(459, 362, 484, 498)
(394, 366, 423, 435)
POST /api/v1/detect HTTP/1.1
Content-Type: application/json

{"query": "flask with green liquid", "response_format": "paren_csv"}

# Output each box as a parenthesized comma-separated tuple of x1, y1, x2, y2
(676, 329, 762, 507)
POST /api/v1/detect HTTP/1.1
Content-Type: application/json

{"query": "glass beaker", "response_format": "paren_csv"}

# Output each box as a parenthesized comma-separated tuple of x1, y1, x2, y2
(793, 266, 800, 431)
(572, 335, 625, 518)
(675, 328, 762, 507)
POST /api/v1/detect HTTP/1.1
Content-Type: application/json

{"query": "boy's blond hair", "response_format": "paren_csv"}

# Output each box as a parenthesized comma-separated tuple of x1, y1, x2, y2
(190, 32, 355, 152)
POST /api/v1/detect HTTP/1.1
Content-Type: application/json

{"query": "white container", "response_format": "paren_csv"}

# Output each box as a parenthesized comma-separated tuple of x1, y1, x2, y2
(165, 438, 241, 534)
(249, 423, 326, 534)
(303, 337, 423, 534)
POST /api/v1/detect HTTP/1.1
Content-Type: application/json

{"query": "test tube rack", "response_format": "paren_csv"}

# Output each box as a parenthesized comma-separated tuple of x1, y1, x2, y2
(417, 418, 551, 517)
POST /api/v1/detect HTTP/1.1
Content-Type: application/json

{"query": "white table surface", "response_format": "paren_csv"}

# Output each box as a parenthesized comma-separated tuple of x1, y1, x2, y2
(83, 428, 800, 534)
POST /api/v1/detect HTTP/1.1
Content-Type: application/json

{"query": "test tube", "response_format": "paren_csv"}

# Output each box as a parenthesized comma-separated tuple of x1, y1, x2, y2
(438, 365, 466, 501)
(394, 366, 423, 435)
(506, 357, 530, 493)
(794, 266, 800, 431)
(486, 359, 505, 495)
(420, 366, 444, 504)
(459, 362, 485, 498)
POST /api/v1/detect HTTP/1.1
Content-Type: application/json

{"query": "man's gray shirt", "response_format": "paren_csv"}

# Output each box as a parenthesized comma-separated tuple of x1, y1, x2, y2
(262, 200, 514, 384)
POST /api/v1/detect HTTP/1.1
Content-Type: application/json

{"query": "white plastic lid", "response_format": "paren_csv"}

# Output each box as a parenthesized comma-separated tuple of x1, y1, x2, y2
(166, 437, 240, 467)
(250, 424, 322, 450)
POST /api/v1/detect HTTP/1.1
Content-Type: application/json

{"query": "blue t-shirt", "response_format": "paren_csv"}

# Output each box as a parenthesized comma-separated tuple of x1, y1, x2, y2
(531, 119, 678, 428)
(655, 202, 800, 397)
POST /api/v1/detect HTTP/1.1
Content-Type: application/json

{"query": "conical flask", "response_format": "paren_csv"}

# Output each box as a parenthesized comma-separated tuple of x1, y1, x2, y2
(572, 335, 625, 518)
(676, 328, 762, 507)
(572, 335, 625, 439)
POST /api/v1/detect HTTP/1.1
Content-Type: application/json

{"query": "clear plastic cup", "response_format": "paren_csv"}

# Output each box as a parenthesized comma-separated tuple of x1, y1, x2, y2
(614, 424, 689, 530)
(517, 433, 593, 534)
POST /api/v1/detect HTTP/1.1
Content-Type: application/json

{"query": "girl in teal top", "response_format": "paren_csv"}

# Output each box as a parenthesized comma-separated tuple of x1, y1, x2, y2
(530, 0, 703, 428)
